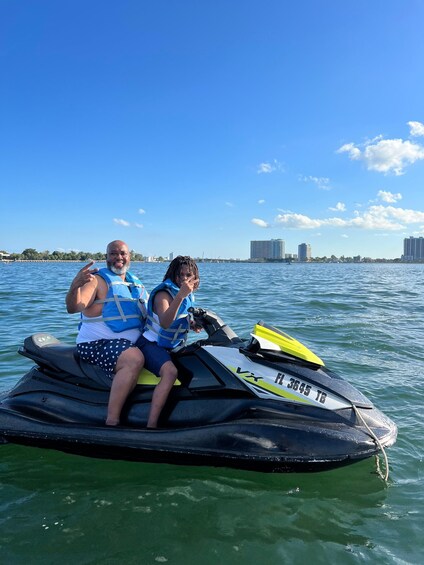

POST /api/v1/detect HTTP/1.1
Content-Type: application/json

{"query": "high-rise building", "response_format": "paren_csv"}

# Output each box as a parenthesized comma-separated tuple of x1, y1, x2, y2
(403, 236, 424, 261)
(298, 243, 311, 262)
(250, 239, 285, 260)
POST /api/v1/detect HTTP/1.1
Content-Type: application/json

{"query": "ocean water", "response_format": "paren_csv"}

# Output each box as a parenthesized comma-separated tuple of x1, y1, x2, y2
(0, 262, 423, 564)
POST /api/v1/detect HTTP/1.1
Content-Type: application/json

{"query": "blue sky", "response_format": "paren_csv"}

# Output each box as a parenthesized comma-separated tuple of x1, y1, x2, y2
(1, 0, 424, 259)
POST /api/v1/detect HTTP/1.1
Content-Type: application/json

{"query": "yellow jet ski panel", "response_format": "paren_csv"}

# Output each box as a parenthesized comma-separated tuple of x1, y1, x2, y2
(137, 369, 181, 386)
(252, 321, 324, 366)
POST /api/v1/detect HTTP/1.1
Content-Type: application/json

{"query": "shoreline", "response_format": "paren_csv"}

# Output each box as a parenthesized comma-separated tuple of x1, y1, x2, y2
(2, 259, 421, 265)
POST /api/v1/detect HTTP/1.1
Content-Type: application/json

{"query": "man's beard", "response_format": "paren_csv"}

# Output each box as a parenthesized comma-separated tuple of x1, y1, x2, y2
(109, 264, 128, 275)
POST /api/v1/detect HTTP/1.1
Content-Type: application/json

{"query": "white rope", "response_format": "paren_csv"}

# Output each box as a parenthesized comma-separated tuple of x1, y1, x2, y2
(352, 404, 389, 482)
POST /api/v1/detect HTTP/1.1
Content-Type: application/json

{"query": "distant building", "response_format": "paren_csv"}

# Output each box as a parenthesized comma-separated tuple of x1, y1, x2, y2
(250, 239, 285, 260)
(298, 243, 311, 262)
(403, 236, 424, 261)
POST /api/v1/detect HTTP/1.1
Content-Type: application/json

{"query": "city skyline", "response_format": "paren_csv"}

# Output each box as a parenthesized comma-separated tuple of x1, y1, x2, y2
(1, 2, 424, 260)
(5, 236, 422, 262)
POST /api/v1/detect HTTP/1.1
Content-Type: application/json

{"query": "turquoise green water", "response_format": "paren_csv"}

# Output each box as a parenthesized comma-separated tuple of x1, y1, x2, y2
(1, 262, 423, 564)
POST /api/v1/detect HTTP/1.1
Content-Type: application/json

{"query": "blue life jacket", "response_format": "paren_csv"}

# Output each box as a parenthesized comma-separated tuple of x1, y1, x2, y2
(144, 278, 194, 349)
(82, 268, 148, 333)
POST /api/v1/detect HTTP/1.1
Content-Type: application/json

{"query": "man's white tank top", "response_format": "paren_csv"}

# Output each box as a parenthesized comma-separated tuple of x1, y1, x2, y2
(76, 313, 141, 344)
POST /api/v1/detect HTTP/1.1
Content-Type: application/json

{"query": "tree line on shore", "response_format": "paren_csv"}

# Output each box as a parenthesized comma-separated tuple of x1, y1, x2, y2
(1, 248, 147, 262)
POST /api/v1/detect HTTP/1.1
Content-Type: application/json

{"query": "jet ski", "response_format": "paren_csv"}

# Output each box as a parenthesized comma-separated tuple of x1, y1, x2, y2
(0, 308, 397, 474)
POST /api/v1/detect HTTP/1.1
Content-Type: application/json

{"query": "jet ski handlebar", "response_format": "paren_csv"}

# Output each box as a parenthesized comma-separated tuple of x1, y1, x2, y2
(188, 307, 228, 329)
(188, 307, 242, 346)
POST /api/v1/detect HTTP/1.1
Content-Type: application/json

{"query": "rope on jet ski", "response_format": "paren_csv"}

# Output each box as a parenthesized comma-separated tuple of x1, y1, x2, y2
(352, 405, 389, 482)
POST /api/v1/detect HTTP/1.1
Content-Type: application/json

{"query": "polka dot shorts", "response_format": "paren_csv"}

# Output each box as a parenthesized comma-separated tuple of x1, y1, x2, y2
(77, 338, 135, 377)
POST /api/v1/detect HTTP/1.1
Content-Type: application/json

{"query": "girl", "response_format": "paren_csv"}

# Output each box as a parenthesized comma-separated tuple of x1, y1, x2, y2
(136, 256, 200, 428)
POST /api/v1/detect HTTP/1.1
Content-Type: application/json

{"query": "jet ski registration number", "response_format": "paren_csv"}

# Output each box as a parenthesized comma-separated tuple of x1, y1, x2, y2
(275, 372, 327, 404)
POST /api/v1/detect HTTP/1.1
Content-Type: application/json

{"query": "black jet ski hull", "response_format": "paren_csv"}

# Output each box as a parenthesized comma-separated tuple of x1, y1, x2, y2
(0, 318, 398, 473)
(0, 415, 395, 473)
(0, 382, 397, 473)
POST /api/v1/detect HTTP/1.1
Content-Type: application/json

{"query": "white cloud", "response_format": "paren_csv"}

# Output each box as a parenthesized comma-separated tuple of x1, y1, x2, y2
(113, 218, 130, 227)
(135, 223, 143, 229)
(337, 128, 424, 175)
(138, 208, 146, 215)
(348, 206, 404, 230)
(251, 218, 269, 228)
(257, 163, 273, 174)
(257, 159, 283, 174)
(337, 143, 361, 160)
(275, 213, 324, 229)
(341, 234, 349, 238)
(258, 199, 265, 204)
(274, 205, 424, 231)
(329, 202, 346, 212)
(408, 121, 424, 137)
(225, 201, 234, 207)
(378, 190, 402, 203)
(376, 205, 424, 225)
(300, 175, 331, 190)
(363, 139, 424, 175)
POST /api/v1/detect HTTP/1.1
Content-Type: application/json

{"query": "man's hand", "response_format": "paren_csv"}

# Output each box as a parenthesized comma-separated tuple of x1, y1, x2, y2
(66, 260, 99, 313)
(71, 260, 99, 289)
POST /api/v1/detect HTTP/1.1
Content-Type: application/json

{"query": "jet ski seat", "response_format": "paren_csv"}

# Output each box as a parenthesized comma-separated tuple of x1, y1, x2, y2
(19, 333, 113, 389)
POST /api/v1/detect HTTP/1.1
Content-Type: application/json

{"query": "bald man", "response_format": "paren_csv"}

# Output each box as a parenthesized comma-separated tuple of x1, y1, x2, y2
(66, 240, 148, 425)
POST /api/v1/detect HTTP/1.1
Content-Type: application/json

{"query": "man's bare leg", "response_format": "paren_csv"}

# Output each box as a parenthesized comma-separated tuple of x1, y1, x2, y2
(106, 347, 144, 426)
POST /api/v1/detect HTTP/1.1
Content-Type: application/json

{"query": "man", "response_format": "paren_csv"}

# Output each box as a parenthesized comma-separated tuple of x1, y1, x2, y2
(66, 240, 147, 425)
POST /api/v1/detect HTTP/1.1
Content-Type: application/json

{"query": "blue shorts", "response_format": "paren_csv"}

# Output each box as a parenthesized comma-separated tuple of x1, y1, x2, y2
(136, 334, 172, 377)
(77, 338, 136, 378)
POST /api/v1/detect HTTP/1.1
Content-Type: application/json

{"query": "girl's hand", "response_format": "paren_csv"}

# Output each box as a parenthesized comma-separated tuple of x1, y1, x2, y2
(190, 320, 203, 333)
(179, 275, 199, 298)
